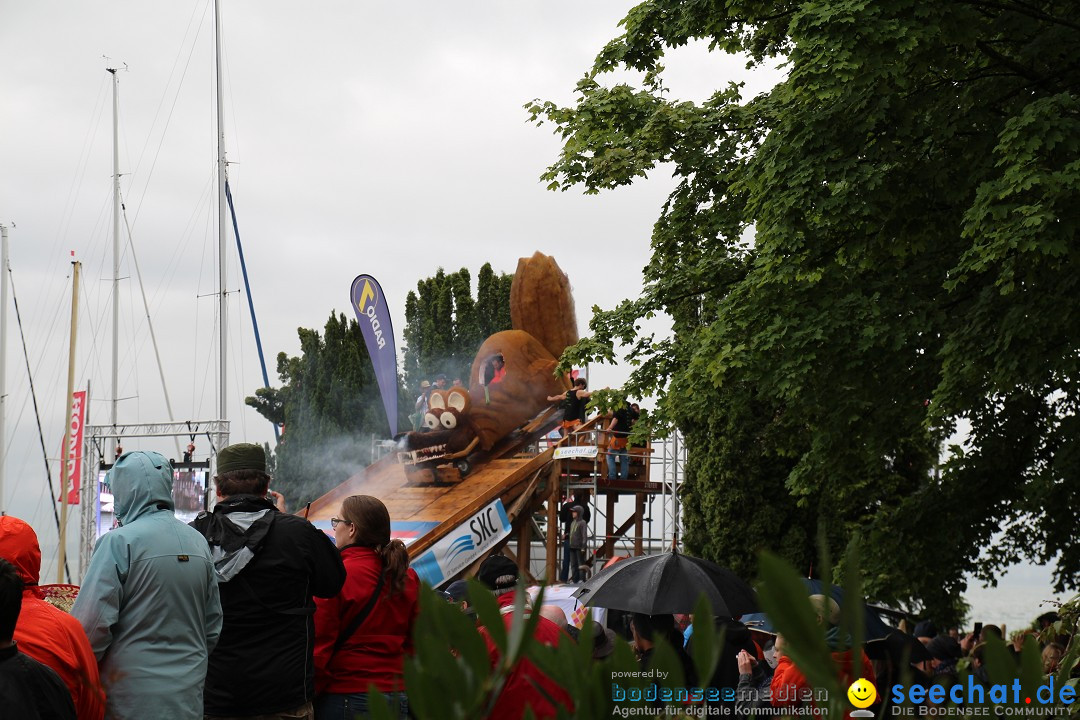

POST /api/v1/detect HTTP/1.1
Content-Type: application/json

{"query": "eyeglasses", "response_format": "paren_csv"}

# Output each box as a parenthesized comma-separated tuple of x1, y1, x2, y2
(330, 517, 352, 529)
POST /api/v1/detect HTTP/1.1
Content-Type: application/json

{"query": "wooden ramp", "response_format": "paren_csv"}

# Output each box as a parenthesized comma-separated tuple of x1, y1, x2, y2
(304, 408, 565, 561)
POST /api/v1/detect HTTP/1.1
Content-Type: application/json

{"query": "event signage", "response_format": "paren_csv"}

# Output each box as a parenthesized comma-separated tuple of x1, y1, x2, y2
(554, 445, 598, 459)
(59, 390, 86, 505)
(350, 274, 398, 436)
(411, 498, 512, 587)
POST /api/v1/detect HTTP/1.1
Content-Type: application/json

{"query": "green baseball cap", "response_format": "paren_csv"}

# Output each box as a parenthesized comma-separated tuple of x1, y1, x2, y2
(216, 442, 266, 474)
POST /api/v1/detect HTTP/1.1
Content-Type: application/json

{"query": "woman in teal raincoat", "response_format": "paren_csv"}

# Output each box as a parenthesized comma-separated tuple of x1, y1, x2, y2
(73, 451, 222, 720)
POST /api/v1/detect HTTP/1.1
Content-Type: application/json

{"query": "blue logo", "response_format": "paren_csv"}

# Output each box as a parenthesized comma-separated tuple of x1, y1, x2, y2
(445, 534, 475, 566)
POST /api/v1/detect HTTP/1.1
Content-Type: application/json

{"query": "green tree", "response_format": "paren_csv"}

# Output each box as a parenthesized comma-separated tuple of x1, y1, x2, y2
(402, 264, 513, 389)
(246, 312, 391, 508)
(246, 266, 513, 509)
(528, 0, 1080, 622)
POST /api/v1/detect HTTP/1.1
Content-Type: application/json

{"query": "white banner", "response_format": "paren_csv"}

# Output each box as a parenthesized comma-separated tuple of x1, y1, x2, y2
(411, 498, 512, 587)
(554, 445, 598, 459)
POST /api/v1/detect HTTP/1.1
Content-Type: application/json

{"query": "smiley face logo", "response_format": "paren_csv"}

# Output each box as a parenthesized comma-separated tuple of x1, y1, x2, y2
(847, 678, 877, 709)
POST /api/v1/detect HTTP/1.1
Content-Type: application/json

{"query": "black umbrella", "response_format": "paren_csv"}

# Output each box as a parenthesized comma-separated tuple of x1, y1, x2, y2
(866, 630, 931, 665)
(571, 550, 757, 617)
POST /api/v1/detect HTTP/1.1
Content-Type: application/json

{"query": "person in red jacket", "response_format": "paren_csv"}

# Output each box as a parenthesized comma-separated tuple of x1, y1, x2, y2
(770, 596, 875, 720)
(475, 554, 574, 720)
(313, 495, 419, 720)
(0, 515, 105, 719)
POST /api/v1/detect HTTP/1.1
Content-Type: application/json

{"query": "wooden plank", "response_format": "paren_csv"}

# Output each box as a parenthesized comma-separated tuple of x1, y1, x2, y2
(545, 460, 560, 582)
(599, 511, 642, 561)
(506, 468, 545, 521)
(500, 544, 536, 585)
(517, 512, 531, 570)
(592, 478, 665, 494)
(300, 402, 572, 565)
(405, 448, 556, 558)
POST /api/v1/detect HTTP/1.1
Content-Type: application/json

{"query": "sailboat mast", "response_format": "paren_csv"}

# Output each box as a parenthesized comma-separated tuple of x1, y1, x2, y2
(58, 260, 81, 584)
(0, 224, 8, 514)
(108, 68, 120, 444)
(215, 0, 228, 424)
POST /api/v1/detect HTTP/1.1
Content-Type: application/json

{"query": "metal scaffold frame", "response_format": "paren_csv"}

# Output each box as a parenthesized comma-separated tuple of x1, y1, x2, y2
(528, 426, 687, 581)
(79, 420, 229, 579)
(659, 431, 685, 549)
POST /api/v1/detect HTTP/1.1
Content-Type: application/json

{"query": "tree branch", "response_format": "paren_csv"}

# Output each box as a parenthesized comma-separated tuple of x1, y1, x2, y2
(960, 0, 1080, 32)
(974, 40, 1049, 85)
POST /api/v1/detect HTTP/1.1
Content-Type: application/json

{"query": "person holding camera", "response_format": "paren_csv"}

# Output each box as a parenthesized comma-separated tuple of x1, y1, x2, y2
(192, 443, 345, 720)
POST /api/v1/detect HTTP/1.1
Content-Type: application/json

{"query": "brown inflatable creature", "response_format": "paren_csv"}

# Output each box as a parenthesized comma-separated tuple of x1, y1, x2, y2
(400, 252, 577, 479)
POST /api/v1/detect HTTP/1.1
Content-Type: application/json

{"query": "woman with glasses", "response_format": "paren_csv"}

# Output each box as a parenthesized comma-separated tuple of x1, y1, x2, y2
(313, 496, 419, 719)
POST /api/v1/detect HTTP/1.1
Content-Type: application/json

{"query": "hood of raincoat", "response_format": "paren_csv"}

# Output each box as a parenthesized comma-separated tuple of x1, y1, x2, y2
(0, 515, 41, 584)
(110, 450, 175, 525)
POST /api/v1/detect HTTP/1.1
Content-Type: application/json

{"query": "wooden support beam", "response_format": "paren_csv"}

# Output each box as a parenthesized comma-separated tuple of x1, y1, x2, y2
(499, 543, 536, 585)
(600, 511, 642, 561)
(517, 506, 532, 570)
(506, 466, 545, 522)
(545, 459, 561, 582)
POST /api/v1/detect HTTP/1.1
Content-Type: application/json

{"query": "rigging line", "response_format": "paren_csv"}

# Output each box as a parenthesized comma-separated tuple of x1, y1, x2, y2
(197, 311, 217, 422)
(116, 272, 140, 416)
(127, 0, 205, 185)
(69, 185, 112, 332)
(230, 255, 253, 442)
(76, 265, 108, 408)
(225, 180, 276, 441)
(3, 283, 71, 454)
(31, 84, 109, 338)
(147, 172, 214, 313)
(7, 268, 71, 583)
(131, 0, 213, 228)
(232, 305, 247, 440)
(120, 197, 183, 458)
(54, 75, 111, 266)
(193, 201, 215, 420)
(221, 18, 241, 167)
(25, 267, 78, 414)
(77, 187, 121, 399)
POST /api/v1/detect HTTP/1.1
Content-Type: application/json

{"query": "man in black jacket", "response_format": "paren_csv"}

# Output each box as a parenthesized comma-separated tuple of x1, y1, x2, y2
(558, 494, 591, 582)
(192, 443, 346, 720)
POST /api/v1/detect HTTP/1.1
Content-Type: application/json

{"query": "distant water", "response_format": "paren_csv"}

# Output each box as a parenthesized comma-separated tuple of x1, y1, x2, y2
(962, 563, 1075, 632)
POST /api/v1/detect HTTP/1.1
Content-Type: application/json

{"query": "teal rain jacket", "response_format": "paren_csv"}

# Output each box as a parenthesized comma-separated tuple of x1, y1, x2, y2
(73, 451, 222, 720)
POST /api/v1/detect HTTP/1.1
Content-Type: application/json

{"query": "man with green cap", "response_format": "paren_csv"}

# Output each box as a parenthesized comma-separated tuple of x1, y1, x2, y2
(191, 442, 345, 720)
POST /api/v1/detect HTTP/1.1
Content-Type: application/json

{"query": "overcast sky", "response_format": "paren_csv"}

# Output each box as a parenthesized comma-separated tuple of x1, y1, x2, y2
(0, 1, 1059, 621)
(2, 0, 767, 569)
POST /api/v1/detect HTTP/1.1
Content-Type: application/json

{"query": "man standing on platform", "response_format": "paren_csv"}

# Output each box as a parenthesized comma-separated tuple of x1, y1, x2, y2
(605, 402, 637, 481)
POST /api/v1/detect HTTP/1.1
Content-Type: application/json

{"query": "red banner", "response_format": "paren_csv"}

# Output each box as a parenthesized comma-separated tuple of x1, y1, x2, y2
(58, 390, 86, 505)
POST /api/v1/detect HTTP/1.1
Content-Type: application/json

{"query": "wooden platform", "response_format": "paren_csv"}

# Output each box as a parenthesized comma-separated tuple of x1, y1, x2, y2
(304, 410, 563, 558)
(303, 410, 661, 580)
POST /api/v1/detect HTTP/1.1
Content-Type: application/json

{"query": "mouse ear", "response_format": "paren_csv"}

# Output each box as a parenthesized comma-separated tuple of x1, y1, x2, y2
(428, 390, 447, 410)
(446, 388, 470, 414)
